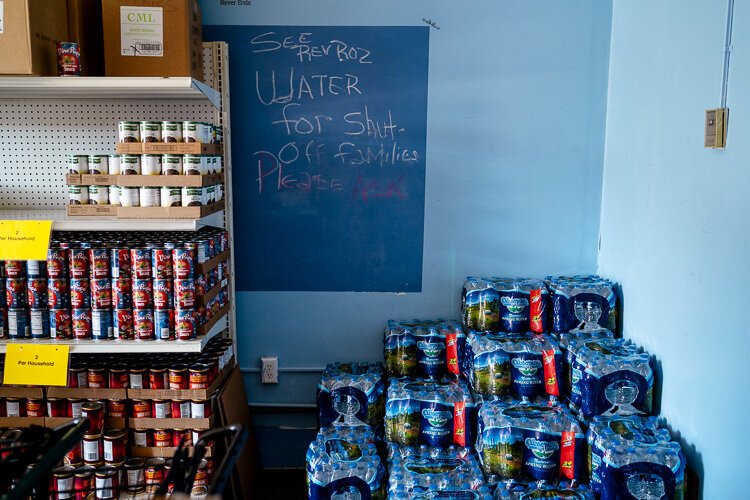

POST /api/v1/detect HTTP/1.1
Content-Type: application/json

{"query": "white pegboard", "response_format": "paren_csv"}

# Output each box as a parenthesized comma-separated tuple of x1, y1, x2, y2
(0, 100, 214, 209)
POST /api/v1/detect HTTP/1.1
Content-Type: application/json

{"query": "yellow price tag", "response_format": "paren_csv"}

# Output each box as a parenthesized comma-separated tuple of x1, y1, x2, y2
(3, 344, 70, 386)
(0, 220, 53, 261)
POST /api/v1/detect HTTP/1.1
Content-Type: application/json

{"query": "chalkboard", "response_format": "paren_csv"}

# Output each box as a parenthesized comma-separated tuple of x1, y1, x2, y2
(203, 26, 429, 292)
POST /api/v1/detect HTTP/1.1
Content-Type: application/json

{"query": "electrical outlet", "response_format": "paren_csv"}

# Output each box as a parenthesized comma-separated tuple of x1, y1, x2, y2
(261, 356, 278, 384)
(705, 108, 728, 148)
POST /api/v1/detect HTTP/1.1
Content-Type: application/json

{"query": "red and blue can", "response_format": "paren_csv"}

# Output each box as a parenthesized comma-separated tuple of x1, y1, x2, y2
(196, 274, 206, 296)
(175, 309, 196, 340)
(68, 248, 89, 279)
(6, 278, 26, 308)
(48, 278, 70, 309)
(173, 279, 195, 310)
(112, 277, 132, 309)
(50, 308, 73, 339)
(8, 309, 29, 339)
(114, 309, 134, 340)
(134, 309, 154, 340)
(47, 247, 69, 279)
(90, 279, 112, 309)
(26, 260, 47, 278)
(153, 279, 173, 310)
(110, 248, 131, 279)
(72, 308, 92, 339)
(57, 42, 81, 76)
(196, 239, 210, 264)
(151, 248, 173, 280)
(88, 248, 110, 279)
(30, 309, 50, 338)
(5, 261, 25, 278)
(26, 278, 48, 309)
(131, 248, 152, 279)
(0, 308, 7, 338)
(70, 278, 91, 309)
(132, 279, 153, 309)
(172, 247, 195, 279)
(154, 309, 174, 340)
(92, 309, 113, 340)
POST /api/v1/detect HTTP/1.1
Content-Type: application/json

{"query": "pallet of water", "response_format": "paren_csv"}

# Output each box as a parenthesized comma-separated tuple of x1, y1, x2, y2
(316, 362, 385, 430)
(462, 332, 564, 401)
(383, 319, 465, 380)
(588, 416, 687, 499)
(385, 378, 477, 448)
(387, 444, 492, 499)
(462, 277, 549, 333)
(306, 426, 386, 499)
(493, 482, 595, 499)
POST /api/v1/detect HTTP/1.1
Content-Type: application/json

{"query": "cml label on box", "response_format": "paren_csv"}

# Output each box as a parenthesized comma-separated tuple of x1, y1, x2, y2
(120, 6, 163, 57)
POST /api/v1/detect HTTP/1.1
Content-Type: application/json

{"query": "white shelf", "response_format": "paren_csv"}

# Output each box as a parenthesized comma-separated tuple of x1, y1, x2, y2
(0, 77, 220, 109)
(0, 314, 228, 354)
(0, 209, 224, 232)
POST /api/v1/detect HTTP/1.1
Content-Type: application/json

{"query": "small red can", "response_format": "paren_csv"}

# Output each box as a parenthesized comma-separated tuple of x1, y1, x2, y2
(172, 428, 189, 447)
(193, 459, 209, 488)
(47, 397, 65, 417)
(189, 364, 210, 389)
(0, 399, 5, 418)
(132, 279, 153, 310)
(190, 399, 212, 418)
(48, 279, 70, 309)
(149, 366, 168, 389)
(151, 248, 173, 280)
(123, 458, 145, 493)
(172, 247, 195, 279)
(26, 277, 48, 309)
(82, 402, 105, 434)
(152, 279, 173, 310)
(173, 279, 195, 309)
(112, 277, 132, 309)
(68, 248, 89, 279)
(68, 398, 85, 418)
(171, 400, 191, 418)
(70, 279, 91, 309)
(87, 366, 108, 389)
(134, 309, 154, 340)
(144, 457, 165, 494)
(168, 364, 188, 390)
(132, 429, 153, 448)
(4, 261, 25, 278)
(26, 397, 46, 417)
(131, 399, 152, 418)
(6, 278, 26, 308)
(57, 42, 81, 76)
(74, 466, 95, 500)
(129, 367, 149, 389)
(47, 247, 69, 278)
(72, 308, 92, 339)
(94, 464, 119, 499)
(175, 309, 196, 340)
(88, 248, 110, 279)
(69, 365, 87, 388)
(64, 441, 83, 466)
(110, 248, 131, 279)
(154, 429, 173, 448)
(106, 399, 127, 418)
(103, 429, 127, 463)
(90, 279, 112, 309)
(108, 366, 129, 389)
(152, 399, 171, 418)
(130, 248, 152, 280)
(51, 464, 75, 499)
(82, 434, 103, 465)
(6, 397, 27, 417)
(114, 308, 134, 340)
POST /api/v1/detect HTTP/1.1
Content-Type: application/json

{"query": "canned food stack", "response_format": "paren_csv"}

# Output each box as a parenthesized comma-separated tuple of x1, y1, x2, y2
(316, 362, 385, 431)
(306, 426, 386, 499)
(569, 341, 653, 421)
(387, 444, 492, 499)
(462, 277, 549, 333)
(475, 399, 587, 489)
(545, 275, 619, 333)
(461, 332, 564, 402)
(383, 319, 465, 380)
(1, 260, 54, 339)
(385, 378, 477, 448)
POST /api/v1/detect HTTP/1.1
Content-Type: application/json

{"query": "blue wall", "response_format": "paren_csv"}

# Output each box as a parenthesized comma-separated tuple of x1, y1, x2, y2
(599, 0, 749, 496)
(201, 0, 612, 408)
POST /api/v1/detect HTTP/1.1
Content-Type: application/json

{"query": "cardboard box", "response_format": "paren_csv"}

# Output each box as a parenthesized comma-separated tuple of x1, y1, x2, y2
(81, 174, 116, 185)
(46, 387, 128, 400)
(116, 142, 222, 155)
(0, 416, 46, 427)
(116, 172, 224, 188)
(0, 386, 44, 398)
(196, 249, 230, 274)
(66, 204, 119, 217)
(130, 415, 213, 430)
(117, 199, 224, 219)
(197, 303, 230, 337)
(196, 279, 228, 306)
(130, 444, 213, 458)
(67, 0, 104, 76)
(101, 0, 203, 79)
(0, 0, 69, 75)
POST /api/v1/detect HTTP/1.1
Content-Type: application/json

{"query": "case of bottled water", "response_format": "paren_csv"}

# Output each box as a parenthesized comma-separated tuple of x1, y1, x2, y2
(385, 378, 477, 448)
(462, 277, 549, 333)
(317, 362, 385, 431)
(493, 482, 595, 499)
(475, 399, 586, 486)
(545, 275, 618, 333)
(462, 332, 564, 401)
(306, 426, 386, 499)
(384, 319, 466, 380)
(387, 444, 493, 498)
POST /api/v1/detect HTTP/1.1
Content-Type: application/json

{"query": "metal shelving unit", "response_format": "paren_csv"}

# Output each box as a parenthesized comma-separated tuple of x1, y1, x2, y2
(0, 208, 225, 231)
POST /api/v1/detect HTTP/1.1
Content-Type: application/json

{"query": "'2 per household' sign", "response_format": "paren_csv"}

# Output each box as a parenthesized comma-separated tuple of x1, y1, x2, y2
(203, 26, 430, 292)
